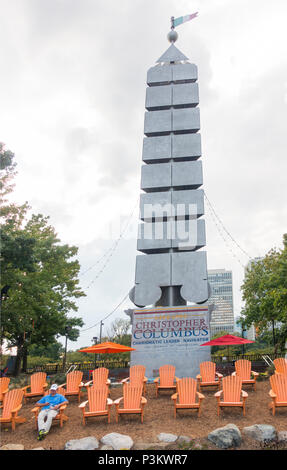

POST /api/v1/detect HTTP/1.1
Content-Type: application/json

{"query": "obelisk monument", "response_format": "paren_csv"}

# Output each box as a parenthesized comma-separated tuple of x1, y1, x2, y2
(128, 23, 211, 378)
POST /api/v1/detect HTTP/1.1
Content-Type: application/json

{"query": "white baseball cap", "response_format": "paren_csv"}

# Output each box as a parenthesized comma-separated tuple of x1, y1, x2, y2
(50, 384, 58, 391)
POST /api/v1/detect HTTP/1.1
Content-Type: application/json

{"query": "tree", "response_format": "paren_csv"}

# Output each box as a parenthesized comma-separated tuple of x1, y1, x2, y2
(106, 318, 131, 345)
(0, 144, 85, 374)
(240, 234, 287, 352)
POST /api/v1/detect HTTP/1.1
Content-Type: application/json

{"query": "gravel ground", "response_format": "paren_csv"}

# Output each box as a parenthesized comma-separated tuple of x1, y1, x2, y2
(0, 380, 286, 450)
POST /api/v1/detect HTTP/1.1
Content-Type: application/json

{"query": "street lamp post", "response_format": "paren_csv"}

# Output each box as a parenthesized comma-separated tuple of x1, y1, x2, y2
(92, 336, 98, 369)
(62, 326, 72, 372)
(242, 327, 247, 355)
(98, 321, 104, 366)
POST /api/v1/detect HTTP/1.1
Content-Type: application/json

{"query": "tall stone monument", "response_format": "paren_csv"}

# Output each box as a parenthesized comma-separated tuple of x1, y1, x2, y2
(128, 28, 211, 378)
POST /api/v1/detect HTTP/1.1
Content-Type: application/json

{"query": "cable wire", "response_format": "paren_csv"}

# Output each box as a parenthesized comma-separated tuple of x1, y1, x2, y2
(83, 197, 139, 290)
(205, 199, 246, 268)
(79, 246, 114, 277)
(80, 292, 130, 333)
(204, 191, 252, 260)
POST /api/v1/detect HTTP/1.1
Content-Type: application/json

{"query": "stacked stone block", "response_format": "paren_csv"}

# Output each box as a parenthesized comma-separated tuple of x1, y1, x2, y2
(130, 43, 209, 308)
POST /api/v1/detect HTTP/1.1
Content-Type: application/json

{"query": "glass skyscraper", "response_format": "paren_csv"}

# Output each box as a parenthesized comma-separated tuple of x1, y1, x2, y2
(207, 269, 234, 337)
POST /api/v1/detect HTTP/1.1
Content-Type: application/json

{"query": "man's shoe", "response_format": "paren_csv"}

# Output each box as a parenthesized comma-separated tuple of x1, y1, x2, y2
(37, 430, 45, 441)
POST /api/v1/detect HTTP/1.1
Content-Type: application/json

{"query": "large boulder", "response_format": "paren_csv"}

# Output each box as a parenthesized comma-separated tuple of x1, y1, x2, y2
(208, 424, 242, 449)
(64, 437, 99, 450)
(242, 425, 277, 443)
(100, 433, 133, 450)
(278, 431, 287, 444)
(157, 433, 178, 443)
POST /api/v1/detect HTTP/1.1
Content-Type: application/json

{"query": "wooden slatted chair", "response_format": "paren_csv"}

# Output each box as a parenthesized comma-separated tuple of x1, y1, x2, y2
(0, 389, 26, 431)
(171, 377, 205, 418)
(269, 374, 287, 415)
(0, 377, 10, 404)
(232, 359, 259, 391)
(154, 365, 178, 397)
(196, 361, 223, 391)
(60, 371, 83, 403)
(79, 386, 113, 425)
(273, 358, 287, 376)
(215, 375, 248, 416)
(31, 387, 68, 428)
(84, 368, 110, 389)
(114, 383, 147, 423)
(22, 372, 48, 403)
(121, 365, 148, 395)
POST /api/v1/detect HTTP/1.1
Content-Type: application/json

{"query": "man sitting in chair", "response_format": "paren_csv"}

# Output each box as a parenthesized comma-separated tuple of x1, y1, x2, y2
(36, 384, 68, 440)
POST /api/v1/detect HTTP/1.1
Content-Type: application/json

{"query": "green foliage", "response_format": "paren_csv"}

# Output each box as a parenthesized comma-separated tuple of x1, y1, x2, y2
(212, 346, 276, 357)
(0, 355, 9, 368)
(0, 142, 17, 202)
(28, 341, 64, 361)
(27, 356, 59, 367)
(240, 234, 287, 352)
(8, 374, 29, 389)
(66, 351, 90, 363)
(49, 373, 66, 385)
(1, 213, 85, 346)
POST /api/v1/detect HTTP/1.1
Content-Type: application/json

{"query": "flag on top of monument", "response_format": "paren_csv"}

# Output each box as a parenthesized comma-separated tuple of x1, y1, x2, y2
(173, 12, 198, 28)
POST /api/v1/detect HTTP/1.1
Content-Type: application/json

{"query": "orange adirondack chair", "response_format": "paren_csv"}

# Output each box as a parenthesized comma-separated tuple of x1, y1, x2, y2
(60, 371, 83, 402)
(79, 386, 113, 425)
(121, 365, 148, 395)
(84, 368, 111, 389)
(232, 359, 259, 390)
(273, 358, 287, 376)
(269, 374, 287, 415)
(215, 375, 248, 416)
(196, 361, 223, 391)
(0, 389, 26, 431)
(0, 377, 10, 404)
(22, 372, 48, 403)
(154, 365, 178, 397)
(171, 378, 205, 418)
(31, 386, 68, 428)
(114, 383, 147, 423)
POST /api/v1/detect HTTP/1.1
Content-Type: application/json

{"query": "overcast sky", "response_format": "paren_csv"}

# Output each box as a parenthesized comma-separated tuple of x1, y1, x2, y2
(1, 0, 287, 349)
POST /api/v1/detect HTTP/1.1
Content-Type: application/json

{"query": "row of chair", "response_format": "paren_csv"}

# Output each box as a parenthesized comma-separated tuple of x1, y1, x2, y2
(156, 360, 258, 396)
(0, 358, 286, 430)
(1, 371, 286, 430)
(1, 357, 286, 405)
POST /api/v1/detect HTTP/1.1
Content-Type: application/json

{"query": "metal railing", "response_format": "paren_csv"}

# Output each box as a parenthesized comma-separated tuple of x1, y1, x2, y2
(26, 360, 130, 374)
(24, 352, 286, 374)
(211, 352, 285, 363)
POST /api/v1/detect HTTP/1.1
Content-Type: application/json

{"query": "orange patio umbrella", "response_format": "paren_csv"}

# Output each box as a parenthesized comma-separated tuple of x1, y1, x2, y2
(79, 341, 135, 354)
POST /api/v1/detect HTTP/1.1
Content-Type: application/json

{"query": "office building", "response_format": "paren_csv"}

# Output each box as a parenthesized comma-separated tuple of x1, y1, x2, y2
(208, 269, 234, 337)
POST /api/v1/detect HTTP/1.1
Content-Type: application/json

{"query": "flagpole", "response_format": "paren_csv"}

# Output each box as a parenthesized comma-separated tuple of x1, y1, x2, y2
(171, 16, 175, 30)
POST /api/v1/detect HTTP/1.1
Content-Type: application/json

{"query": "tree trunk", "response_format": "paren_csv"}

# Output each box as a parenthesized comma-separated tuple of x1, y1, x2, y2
(13, 352, 22, 377)
(272, 320, 276, 350)
(13, 337, 24, 377)
(22, 345, 28, 373)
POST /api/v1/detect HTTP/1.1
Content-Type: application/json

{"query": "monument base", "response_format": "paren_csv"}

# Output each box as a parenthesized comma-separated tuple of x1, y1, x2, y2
(128, 305, 211, 379)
